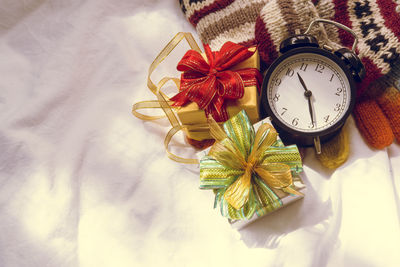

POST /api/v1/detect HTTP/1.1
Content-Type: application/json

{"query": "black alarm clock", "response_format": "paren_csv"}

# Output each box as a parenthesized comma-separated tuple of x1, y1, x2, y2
(261, 19, 365, 153)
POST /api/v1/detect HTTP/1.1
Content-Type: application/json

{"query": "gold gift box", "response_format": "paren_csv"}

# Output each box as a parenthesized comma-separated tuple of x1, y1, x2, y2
(174, 47, 260, 141)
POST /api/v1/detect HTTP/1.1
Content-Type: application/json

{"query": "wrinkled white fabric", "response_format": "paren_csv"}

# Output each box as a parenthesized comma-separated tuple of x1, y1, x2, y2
(0, 1, 400, 266)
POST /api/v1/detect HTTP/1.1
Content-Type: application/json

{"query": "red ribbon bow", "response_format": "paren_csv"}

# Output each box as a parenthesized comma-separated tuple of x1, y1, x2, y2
(170, 42, 262, 122)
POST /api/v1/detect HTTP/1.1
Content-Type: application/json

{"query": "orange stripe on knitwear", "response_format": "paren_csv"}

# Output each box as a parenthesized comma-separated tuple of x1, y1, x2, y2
(377, 86, 400, 143)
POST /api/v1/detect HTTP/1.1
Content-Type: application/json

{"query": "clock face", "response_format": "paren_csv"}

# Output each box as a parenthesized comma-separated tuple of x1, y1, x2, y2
(263, 50, 354, 136)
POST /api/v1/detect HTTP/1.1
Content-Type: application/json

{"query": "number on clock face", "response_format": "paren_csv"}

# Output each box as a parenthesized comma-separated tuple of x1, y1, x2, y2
(266, 53, 350, 133)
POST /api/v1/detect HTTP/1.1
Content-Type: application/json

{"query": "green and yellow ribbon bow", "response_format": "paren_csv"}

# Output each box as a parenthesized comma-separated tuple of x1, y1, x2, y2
(200, 110, 303, 220)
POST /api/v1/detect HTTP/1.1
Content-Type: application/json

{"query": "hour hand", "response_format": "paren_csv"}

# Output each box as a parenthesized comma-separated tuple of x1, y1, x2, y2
(297, 72, 309, 92)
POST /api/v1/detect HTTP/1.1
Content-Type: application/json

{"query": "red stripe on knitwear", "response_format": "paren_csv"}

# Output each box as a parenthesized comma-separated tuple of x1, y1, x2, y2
(255, 16, 279, 67)
(376, 0, 400, 41)
(188, 0, 234, 26)
(333, 0, 354, 49)
(358, 56, 384, 97)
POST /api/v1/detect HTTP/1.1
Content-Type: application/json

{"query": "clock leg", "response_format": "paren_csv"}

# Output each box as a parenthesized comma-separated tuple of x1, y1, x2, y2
(314, 136, 322, 154)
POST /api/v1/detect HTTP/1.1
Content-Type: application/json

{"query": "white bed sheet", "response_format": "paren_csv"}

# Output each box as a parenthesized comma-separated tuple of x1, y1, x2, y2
(0, 1, 400, 266)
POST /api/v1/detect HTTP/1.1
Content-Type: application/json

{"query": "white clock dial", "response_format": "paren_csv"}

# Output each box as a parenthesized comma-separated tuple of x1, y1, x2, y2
(266, 52, 351, 133)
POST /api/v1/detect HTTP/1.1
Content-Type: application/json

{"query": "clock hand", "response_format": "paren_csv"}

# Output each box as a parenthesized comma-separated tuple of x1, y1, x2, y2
(296, 72, 321, 154)
(297, 72, 309, 92)
(306, 96, 315, 126)
(297, 72, 316, 126)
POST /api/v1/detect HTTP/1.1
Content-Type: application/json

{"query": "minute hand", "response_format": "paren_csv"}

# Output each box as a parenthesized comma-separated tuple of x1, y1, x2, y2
(297, 72, 316, 126)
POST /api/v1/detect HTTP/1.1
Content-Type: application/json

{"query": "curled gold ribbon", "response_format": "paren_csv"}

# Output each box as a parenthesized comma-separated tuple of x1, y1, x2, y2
(132, 33, 204, 164)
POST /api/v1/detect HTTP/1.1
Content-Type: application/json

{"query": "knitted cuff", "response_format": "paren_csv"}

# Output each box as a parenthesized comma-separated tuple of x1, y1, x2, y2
(179, 0, 268, 50)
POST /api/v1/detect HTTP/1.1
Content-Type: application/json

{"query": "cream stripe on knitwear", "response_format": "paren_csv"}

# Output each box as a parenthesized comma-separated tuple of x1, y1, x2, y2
(179, 0, 268, 49)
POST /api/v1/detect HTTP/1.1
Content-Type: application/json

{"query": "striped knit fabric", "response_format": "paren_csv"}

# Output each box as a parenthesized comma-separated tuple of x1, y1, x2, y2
(255, 0, 330, 66)
(178, 0, 268, 50)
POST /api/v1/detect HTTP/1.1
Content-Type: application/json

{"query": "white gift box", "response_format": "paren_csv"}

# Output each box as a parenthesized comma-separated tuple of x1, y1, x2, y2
(197, 117, 306, 230)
